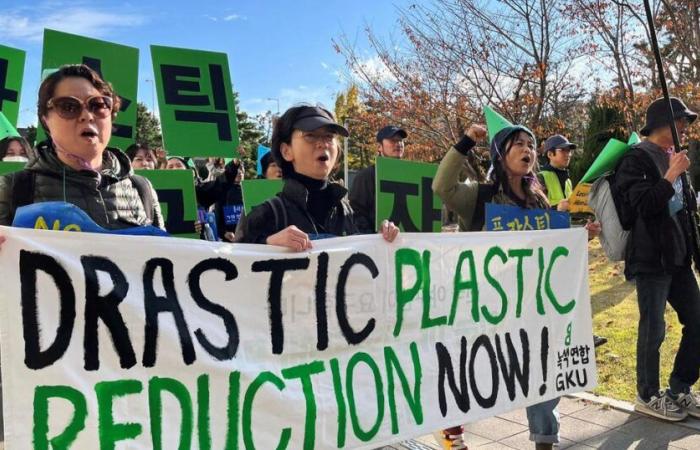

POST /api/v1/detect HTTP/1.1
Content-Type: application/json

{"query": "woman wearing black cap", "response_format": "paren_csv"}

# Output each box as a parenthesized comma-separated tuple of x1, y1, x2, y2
(236, 105, 399, 250)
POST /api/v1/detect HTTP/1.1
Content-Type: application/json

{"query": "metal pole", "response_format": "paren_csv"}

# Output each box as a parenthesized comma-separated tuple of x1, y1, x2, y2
(643, 0, 700, 268)
(344, 120, 349, 186)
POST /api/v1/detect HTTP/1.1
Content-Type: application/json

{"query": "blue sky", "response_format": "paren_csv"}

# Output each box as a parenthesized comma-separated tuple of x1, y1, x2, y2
(1, 0, 410, 128)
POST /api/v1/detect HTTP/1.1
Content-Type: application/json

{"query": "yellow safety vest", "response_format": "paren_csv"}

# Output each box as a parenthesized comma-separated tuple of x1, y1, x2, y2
(541, 170, 572, 206)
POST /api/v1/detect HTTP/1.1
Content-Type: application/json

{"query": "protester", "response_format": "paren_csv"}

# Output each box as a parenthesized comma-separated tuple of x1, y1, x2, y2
(236, 105, 399, 248)
(259, 151, 282, 179)
(126, 143, 158, 170)
(349, 125, 407, 233)
(539, 135, 575, 210)
(613, 96, 700, 422)
(197, 158, 245, 242)
(0, 64, 164, 230)
(166, 155, 188, 170)
(0, 136, 32, 162)
(541, 135, 608, 348)
(433, 123, 601, 450)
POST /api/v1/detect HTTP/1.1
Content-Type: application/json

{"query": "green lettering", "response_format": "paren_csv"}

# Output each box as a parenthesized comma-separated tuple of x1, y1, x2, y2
(508, 248, 533, 318)
(536, 247, 546, 315)
(198, 375, 211, 450)
(482, 246, 508, 324)
(330, 358, 347, 448)
(149, 377, 193, 450)
(95, 379, 143, 450)
(384, 343, 423, 434)
(346, 352, 385, 442)
(33, 385, 87, 450)
(281, 360, 325, 450)
(545, 246, 576, 314)
(225, 371, 241, 450)
(394, 248, 422, 336)
(243, 371, 290, 450)
(449, 250, 479, 324)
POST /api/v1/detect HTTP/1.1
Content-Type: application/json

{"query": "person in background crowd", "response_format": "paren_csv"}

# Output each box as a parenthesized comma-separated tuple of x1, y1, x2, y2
(0, 136, 32, 162)
(433, 123, 599, 450)
(126, 143, 158, 170)
(614, 96, 700, 422)
(259, 151, 282, 179)
(349, 125, 407, 233)
(540, 134, 608, 348)
(206, 157, 226, 180)
(196, 158, 245, 242)
(236, 104, 399, 248)
(166, 155, 188, 170)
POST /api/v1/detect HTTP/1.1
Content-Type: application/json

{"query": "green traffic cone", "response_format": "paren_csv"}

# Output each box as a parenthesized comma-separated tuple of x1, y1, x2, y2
(483, 105, 514, 143)
(0, 111, 20, 141)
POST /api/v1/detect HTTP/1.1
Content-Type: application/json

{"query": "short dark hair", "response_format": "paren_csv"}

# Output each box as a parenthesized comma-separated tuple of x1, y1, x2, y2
(38, 64, 121, 135)
(0, 136, 32, 159)
(270, 104, 337, 178)
(125, 143, 154, 161)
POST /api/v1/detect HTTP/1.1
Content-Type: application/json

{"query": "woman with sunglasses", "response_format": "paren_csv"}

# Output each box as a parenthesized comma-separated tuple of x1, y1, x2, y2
(235, 105, 399, 250)
(0, 64, 163, 230)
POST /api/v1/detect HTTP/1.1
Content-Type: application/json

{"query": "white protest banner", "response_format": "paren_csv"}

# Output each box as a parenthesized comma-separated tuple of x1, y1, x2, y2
(0, 226, 595, 449)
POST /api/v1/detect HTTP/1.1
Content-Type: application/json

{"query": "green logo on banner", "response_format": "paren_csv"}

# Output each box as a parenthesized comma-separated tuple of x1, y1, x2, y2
(242, 179, 284, 214)
(39, 29, 139, 150)
(376, 158, 443, 232)
(135, 169, 199, 239)
(0, 44, 25, 128)
(0, 161, 26, 176)
(151, 45, 240, 159)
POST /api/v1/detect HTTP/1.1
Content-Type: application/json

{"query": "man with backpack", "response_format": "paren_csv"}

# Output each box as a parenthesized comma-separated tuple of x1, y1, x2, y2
(614, 96, 700, 421)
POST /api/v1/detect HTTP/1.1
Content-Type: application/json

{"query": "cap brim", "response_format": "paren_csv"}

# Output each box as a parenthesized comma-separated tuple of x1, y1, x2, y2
(295, 117, 349, 137)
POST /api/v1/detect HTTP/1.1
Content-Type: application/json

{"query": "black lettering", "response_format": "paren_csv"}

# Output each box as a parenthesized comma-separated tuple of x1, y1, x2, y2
(421, 176, 441, 232)
(495, 329, 530, 401)
(469, 335, 499, 408)
(0, 58, 19, 109)
(81, 256, 136, 371)
(155, 189, 195, 234)
(315, 252, 329, 351)
(174, 111, 232, 141)
(142, 258, 195, 366)
(336, 253, 377, 345)
(188, 258, 239, 360)
(251, 258, 310, 354)
(379, 180, 419, 231)
(435, 337, 470, 416)
(20, 250, 75, 369)
(161, 65, 209, 106)
(208, 64, 228, 111)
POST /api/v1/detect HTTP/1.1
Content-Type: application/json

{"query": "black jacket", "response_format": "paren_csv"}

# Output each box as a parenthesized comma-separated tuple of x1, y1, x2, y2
(196, 176, 243, 241)
(348, 164, 376, 233)
(614, 143, 693, 278)
(235, 177, 358, 244)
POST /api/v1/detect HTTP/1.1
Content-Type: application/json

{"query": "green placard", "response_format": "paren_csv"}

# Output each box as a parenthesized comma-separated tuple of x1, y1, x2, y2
(376, 157, 443, 232)
(151, 45, 240, 158)
(0, 161, 25, 176)
(136, 169, 198, 238)
(242, 179, 284, 214)
(0, 44, 26, 127)
(40, 29, 139, 150)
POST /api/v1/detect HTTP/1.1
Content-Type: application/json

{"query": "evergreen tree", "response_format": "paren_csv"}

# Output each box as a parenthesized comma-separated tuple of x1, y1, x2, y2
(135, 102, 162, 149)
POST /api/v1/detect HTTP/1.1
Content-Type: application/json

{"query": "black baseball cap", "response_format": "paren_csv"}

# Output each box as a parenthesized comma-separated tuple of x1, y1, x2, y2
(544, 135, 577, 153)
(376, 125, 408, 142)
(293, 106, 349, 137)
(641, 97, 698, 136)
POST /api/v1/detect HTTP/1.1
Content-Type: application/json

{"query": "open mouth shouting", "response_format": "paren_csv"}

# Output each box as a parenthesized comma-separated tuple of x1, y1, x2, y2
(80, 127, 99, 142)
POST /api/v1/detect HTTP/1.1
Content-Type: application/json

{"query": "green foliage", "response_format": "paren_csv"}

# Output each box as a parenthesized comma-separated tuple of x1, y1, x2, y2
(135, 102, 162, 149)
(233, 91, 265, 179)
(569, 102, 626, 184)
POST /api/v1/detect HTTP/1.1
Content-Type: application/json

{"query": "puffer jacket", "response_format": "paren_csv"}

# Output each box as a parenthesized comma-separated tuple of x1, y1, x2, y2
(235, 177, 358, 244)
(0, 140, 164, 230)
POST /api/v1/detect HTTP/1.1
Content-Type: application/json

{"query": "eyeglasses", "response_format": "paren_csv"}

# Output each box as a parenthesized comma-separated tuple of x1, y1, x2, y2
(46, 95, 114, 120)
(300, 131, 337, 145)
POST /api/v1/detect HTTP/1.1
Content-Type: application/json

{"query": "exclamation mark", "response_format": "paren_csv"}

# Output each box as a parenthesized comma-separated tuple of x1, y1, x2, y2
(539, 326, 549, 395)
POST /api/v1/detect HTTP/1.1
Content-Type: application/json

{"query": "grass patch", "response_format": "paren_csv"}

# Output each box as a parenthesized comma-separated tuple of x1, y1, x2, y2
(588, 239, 699, 401)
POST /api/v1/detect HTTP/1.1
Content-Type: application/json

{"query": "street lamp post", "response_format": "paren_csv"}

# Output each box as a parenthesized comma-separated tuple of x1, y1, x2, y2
(266, 97, 280, 114)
